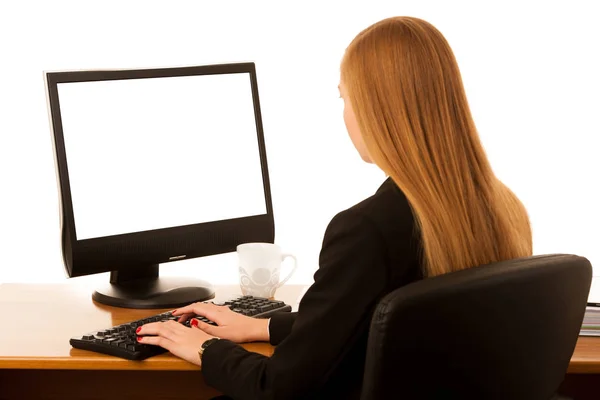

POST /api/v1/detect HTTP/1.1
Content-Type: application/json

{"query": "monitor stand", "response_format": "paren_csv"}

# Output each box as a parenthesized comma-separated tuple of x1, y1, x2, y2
(92, 264, 215, 309)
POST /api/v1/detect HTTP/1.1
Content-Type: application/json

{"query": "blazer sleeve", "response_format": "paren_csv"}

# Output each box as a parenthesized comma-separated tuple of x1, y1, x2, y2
(201, 208, 388, 400)
(269, 312, 297, 346)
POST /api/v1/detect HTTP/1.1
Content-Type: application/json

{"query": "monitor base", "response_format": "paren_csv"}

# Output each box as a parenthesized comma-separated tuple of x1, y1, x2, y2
(92, 265, 215, 309)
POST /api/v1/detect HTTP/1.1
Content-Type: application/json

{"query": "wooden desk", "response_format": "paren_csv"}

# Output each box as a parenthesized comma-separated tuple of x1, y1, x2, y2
(0, 282, 598, 399)
(0, 282, 306, 400)
(557, 335, 600, 399)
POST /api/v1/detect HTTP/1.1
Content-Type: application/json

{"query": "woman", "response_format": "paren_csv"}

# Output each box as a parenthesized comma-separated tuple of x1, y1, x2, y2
(137, 16, 532, 399)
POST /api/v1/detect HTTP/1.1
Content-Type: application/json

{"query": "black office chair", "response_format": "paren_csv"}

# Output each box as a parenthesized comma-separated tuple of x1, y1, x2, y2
(360, 254, 592, 400)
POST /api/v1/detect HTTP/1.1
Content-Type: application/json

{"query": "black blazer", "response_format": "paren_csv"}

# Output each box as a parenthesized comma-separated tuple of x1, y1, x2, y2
(202, 178, 423, 399)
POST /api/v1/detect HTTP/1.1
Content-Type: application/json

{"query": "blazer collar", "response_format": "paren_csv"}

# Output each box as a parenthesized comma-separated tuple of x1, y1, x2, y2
(376, 176, 394, 193)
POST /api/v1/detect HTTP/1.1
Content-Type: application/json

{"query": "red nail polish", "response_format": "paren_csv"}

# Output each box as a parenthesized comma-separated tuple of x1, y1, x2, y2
(137, 336, 142, 341)
(191, 319, 198, 327)
(136, 327, 141, 333)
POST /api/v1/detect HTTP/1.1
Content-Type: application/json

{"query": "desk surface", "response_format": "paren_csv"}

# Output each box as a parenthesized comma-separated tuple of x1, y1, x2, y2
(0, 282, 306, 371)
(0, 282, 599, 373)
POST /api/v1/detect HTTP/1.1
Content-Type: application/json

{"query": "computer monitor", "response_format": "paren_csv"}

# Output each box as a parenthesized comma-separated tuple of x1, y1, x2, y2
(45, 62, 274, 309)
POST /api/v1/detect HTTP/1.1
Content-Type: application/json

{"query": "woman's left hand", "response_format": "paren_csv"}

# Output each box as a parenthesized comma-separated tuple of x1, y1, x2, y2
(137, 320, 216, 366)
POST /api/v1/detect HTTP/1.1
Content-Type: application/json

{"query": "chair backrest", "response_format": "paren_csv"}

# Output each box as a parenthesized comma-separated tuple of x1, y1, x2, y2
(360, 254, 592, 400)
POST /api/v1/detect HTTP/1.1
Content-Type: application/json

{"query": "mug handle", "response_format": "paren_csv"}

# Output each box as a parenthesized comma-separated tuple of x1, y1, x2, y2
(275, 253, 298, 289)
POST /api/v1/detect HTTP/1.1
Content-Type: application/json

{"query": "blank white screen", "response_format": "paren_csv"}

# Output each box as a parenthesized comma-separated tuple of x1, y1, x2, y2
(57, 72, 267, 240)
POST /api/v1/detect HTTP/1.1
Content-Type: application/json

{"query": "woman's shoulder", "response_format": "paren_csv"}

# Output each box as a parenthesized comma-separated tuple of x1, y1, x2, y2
(344, 177, 415, 234)
(325, 177, 422, 287)
(325, 178, 418, 256)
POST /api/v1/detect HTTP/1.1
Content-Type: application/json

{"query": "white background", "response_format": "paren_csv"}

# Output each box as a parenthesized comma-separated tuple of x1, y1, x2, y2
(58, 73, 266, 240)
(0, 1, 598, 288)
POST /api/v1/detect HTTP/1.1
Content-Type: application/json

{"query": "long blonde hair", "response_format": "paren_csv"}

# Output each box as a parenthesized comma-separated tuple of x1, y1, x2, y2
(341, 17, 532, 277)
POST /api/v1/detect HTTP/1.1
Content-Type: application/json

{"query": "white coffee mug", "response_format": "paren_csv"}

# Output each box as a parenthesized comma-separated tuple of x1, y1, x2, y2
(237, 243, 298, 298)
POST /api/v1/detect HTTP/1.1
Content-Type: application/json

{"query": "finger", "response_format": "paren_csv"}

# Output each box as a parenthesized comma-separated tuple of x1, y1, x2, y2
(171, 306, 190, 316)
(177, 303, 225, 321)
(138, 320, 183, 339)
(172, 302, 206, 315)
(137, 321, 163, 335)
(192, 319, 219, 336)
(176, 312, 195, 323)
(137, 335, 172, 350)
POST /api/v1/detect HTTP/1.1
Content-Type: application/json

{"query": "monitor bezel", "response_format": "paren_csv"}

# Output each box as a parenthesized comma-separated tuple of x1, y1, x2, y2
(45, 62, 275, 278)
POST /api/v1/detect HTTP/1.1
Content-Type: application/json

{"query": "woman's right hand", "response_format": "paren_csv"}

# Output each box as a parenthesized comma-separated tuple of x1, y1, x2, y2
(172, 302, 270, 343)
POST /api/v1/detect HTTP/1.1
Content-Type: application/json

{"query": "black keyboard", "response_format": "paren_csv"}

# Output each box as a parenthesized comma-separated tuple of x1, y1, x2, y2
(70, 295, 292, 360)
